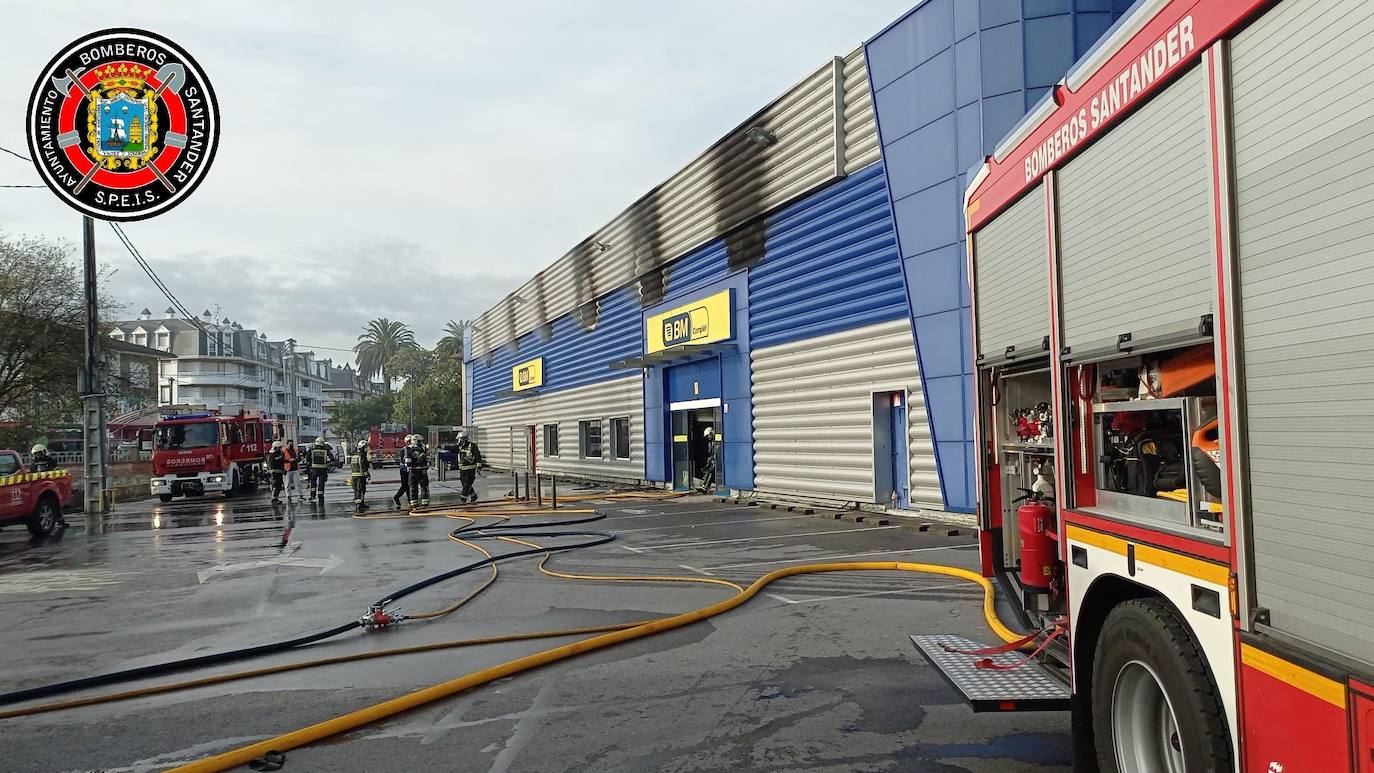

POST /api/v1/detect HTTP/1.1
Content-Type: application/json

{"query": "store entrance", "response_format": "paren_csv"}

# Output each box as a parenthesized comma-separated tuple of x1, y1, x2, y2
(671, 405, 722, 492)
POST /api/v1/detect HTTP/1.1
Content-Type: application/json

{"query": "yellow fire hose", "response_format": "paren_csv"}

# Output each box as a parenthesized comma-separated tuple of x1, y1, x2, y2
(0, 493, 1020, 772)
(166, 559, 1016, 772)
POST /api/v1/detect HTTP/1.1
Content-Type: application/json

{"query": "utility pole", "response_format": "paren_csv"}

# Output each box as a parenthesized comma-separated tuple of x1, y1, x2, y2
(80, 216, 108, 528)
(287, 338, 297, 441)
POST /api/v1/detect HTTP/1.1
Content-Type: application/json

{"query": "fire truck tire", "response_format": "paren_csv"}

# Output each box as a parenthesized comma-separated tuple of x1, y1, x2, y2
(1092, 598, 1231, 773)
(158, 494, 174, 503)
(224, 470, 240, 499)
(26, 494, 61, 537)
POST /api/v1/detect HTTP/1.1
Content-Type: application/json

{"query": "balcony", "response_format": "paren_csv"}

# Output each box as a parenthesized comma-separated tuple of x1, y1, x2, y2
(175, 371, 267, 390)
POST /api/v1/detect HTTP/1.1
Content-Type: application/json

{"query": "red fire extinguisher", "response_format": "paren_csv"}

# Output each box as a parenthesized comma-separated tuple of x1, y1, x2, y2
(1015, 489, 1056, 590)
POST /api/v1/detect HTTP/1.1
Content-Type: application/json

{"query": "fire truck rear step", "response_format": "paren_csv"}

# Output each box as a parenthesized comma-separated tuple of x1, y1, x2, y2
(911, 634, 1070, 712)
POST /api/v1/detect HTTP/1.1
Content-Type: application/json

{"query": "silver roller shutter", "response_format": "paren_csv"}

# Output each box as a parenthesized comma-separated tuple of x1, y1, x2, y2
(1232, 0, 1374, 662)
(1057, 65, 1213, 357)
(751, 318, 940, 508)
(974, 182, 1047, 363)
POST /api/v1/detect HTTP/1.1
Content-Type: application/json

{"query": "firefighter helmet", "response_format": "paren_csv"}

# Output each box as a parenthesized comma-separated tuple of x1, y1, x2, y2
(357, 440, 369, 450)
(271, 440, 283, 450)
(30, 443, 47, 455)
(312, 437, 327, 446)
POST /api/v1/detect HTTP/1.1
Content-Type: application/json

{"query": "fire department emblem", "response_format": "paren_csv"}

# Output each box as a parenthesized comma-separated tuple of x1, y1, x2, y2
(25, 28, 220, 221)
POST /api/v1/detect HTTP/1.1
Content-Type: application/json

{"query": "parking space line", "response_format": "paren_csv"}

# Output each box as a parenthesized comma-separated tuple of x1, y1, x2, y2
(599, 506, 753, 522)
(701, 543, 977, 571)
(612, 514, 815, 534)
(632, 525, 898, 551)
(678, 564, 713, 576)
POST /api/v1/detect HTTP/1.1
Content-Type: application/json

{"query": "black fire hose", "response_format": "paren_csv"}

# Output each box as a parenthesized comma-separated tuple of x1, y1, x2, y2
(0, 513, 612, 708)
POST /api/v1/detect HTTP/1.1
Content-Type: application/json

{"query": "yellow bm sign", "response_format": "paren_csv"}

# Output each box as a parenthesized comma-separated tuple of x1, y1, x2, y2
(511, 357, 543, 392)
(645, 289, 733, 355)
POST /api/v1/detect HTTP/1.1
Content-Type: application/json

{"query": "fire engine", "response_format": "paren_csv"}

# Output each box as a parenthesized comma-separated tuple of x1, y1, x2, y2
(368, 423, 409, 466)
(149, 409, 278, 502)
(913, 0, 1374, 770)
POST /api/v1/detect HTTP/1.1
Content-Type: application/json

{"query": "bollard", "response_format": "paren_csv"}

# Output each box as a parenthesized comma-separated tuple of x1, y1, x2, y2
(523, 472, 530, 502)
(536, 474, 543, 507)
(512, 469, 519, 500)
(551, 474, 557, 509)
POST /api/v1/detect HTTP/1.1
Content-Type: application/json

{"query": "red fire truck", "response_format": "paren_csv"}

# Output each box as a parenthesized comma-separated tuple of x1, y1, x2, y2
(368, 424, 409, 467)
(149, 409, 277, 502)
(917, 1, 1374, 770)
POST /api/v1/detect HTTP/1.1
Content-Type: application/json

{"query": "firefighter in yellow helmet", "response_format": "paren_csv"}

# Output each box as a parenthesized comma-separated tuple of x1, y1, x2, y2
(349, 440, 371, 513)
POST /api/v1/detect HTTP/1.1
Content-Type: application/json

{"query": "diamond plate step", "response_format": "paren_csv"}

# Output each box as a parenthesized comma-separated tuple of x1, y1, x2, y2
(911, 634, 1070, 712)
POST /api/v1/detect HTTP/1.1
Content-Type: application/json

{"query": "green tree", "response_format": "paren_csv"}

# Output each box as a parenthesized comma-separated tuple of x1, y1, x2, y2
(435, 319, 470, 360)
(324, 395, 394, 441)
(385, 348, 437, 386)
(391, 355, 463, 432)
(353, 318, 418, 395)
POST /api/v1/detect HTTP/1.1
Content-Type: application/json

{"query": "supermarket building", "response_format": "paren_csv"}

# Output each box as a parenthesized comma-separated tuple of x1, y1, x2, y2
(464, 0, 1135, 513)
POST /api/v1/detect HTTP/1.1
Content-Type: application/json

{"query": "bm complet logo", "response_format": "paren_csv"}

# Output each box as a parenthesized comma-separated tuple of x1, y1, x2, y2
(26, 28, 220, 220)
(661, 306, 709, 348)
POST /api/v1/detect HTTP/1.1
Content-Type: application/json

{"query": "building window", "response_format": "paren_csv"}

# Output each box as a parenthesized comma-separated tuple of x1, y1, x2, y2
(579, 419, 602, 459)
(156, 332, 169, 350)
(543, 424, 559, 457)
(160, 385, 172, 404)
(133, 332, 146, 346)
(611, 417, 630, 460)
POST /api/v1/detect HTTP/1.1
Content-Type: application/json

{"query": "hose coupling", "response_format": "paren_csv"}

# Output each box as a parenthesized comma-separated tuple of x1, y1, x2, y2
(359, 605, 406, 631)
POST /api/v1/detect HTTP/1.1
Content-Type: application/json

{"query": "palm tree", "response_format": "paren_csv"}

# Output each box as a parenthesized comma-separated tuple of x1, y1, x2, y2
(354, 318, 418, 394)
(436, 319, 471, 360)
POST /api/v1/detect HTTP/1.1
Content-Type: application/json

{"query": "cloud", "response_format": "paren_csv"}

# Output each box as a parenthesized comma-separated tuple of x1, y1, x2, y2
(1, 0, 914, 353)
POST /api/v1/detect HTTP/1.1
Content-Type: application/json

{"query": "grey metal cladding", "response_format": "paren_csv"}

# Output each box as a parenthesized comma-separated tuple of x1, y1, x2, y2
(974, 182, 1047, 360)
(1232, 0, 1374, 664)
(1056, 64, 1213, 353)
(471, 46, 882, 359)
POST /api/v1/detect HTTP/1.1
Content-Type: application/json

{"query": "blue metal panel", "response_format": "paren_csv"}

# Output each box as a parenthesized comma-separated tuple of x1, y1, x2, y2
(665, 239, 730, 300)
(468, 286, 641, 411)
(749, 163, 907, 350)
(866, 0, 1128, 512)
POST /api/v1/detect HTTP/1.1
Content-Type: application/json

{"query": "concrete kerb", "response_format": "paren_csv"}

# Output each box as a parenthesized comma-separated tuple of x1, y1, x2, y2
(715, 494, 976, 536)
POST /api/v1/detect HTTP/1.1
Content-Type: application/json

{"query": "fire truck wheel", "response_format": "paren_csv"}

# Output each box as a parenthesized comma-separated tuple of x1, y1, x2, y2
(224, 470, 240, 499)
(1092, 598, 1231, 773)
(26, 495, 61, 537)
(158, 494, 174, 503)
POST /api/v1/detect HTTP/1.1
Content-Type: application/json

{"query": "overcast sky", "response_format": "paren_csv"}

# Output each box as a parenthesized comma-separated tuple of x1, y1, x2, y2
(0, 1, 913, 358)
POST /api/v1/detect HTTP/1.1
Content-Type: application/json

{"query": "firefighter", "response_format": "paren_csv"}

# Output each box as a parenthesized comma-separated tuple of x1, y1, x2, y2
(393, 434, 413, 507)
(349, 440, 371, 512)
(404, 435, 431, 508)
(306, 437, 336, 502)
(267, 440, 287, 503)
(697, 426, 717, 494)
(28, 444, 56, 473)
(282, 439, 301, 501)
(457, 432, 483, 504)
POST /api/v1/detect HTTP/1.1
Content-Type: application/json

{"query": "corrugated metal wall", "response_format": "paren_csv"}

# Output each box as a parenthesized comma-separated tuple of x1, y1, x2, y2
(973, 182, 1046, 361)
(470, 46, 882, 360)
(1232, 0, 1374, 663)
(469, 287, 640, 411)
(749, 163, 907, 348)
(1056, 65, 1213, 353)
(471, 375, 645, 481)
(842, 47, 880, 174)
(752, 319, 936, 506)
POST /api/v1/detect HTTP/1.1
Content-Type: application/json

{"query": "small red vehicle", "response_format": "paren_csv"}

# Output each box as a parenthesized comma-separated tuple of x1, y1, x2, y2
(368, 424, 409, 467)
(149, 409, 276, 502)
(0, 449, 74, 536)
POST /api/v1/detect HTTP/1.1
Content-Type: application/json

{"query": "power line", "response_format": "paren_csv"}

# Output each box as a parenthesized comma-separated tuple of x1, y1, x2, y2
(0, 145, 31, 162)
(108, 222, 213, 338)
(0, 184, 43, 188)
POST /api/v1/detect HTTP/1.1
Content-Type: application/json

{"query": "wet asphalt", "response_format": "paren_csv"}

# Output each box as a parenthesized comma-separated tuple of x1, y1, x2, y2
(0, 469, 1071, 772)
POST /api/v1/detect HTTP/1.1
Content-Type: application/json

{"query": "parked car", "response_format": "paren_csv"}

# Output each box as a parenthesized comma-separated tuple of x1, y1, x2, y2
(0, 449, 74, 536)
